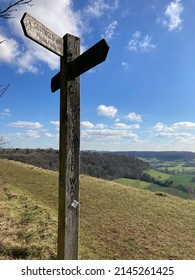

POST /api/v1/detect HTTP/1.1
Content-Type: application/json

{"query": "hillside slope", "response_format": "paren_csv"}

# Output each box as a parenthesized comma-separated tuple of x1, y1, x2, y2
(0, 159, 195, 260)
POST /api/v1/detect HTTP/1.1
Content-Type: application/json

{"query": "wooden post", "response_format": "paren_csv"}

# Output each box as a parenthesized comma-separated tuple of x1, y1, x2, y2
(21, 13, 109, 260)
(57, 34, 80, 260)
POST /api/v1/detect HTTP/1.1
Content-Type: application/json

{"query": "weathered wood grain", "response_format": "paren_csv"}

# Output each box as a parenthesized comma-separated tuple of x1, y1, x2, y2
(21, 13, 63, 56)
(57, 34, 80, 260)
(51, 39, 109, 92)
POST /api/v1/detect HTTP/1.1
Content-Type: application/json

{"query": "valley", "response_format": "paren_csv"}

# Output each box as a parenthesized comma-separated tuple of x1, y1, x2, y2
(2, 149, 195, 199)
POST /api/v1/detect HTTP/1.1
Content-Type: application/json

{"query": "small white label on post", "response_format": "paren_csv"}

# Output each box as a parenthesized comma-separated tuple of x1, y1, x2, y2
(71, 200, 79, 208)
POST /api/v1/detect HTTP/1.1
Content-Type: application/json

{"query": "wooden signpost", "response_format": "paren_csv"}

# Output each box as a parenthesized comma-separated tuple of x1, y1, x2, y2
(21, 13, 109, 260)
(21, 13, 63, 56)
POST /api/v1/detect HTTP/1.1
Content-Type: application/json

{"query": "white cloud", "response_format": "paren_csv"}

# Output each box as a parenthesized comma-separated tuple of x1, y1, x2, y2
(50, 121, 59, 131)
(153, 121, 195, 144)
(97, 105, 117, 118)
(121, 62, 129, 70)
(17, 50, 39, 74)
(45, 132, 59, 139)
(128, 31, 156, 52)
(153, 121, 195, 132)
(128, 31, 141, 51)
(85, 0, 118, 17)
(15, 130, 40, 139)
(172, 122, 195, 130)
(81, 121, 95, 129)
(50, 121, 59, 127)
(95, 123, 108, 129)
(139, 35, 156, 52)
(162, 0, 184, 31)
(156, 132, 191, 138)
(112, 123, 140, 130)
(2, 0, 85, 73)
(126, 112, 142, 122)
(0, 33, 20, 63)
(0, 32, 39, 73)
(103, 20, 118, 40)
(0, 108, 11, 117)
(81, 128, 139, 142)
(81, 115, 141, 145)
(153, 122, 174, 132)
(8, 121, 43, 129)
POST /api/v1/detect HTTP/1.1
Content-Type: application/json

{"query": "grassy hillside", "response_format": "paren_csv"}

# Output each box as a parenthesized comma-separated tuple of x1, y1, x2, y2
(114, 178, 152, 188)
(1, 159, 195, 260)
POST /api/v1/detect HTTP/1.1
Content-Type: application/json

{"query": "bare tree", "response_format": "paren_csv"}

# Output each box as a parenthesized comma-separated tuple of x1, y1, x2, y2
(0, 135, 10, 152)
(0, 83, 10, 97)
(0, 1, 33, 97)
(0, 1, 33, 148)
(0, 0, 33, 19)
(0, 38, 10, 97)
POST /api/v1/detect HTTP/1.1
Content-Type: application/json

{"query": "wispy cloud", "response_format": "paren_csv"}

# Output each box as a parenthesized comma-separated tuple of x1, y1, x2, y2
(153, 121, 195, 145)
(8, 121, 43, 129)
(153, 122, 175, 132)
(85, 0, 118, 17)
(15, 130, 40, 139)
(1, 0, 84, 73)
(156, 132, 191, 138)
(0, 34, 20, 63)
(112, 123, 140, 129)
(128, 31, 156, 52)
(121, 62, 129, 70)
(103, 20, 118, 40)
(44, 132, 59, 139)
(0, 108, 11, 118)
(162, 0, 184, 31)
(81, 128, 140, 142)
(153, 121, 195, 132)
(50, 121, 59, 126)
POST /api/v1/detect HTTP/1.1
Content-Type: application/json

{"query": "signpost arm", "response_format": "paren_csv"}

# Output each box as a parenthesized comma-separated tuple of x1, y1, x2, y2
(58, 34, 80, 260)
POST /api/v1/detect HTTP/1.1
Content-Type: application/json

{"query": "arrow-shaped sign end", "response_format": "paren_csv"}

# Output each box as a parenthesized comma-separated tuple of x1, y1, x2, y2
(51, 38, 110, 93)
(100, 38, 110, 60)
(20, 12, 28, 36)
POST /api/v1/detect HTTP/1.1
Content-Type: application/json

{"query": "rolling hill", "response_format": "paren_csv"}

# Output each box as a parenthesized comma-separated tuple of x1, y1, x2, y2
(1, 159, 195, 260)
(113, 151, 195, 161)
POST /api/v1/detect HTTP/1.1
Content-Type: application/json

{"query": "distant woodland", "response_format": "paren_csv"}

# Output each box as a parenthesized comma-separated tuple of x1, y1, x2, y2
(114, 151, 195, 161)
(0, 149, 150, 180)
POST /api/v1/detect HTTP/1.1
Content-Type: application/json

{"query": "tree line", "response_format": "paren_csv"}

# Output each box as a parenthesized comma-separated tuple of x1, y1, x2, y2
(0, 149, 150, 180)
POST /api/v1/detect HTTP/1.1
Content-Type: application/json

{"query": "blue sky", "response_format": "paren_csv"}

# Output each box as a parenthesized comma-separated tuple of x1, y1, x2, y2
(1, 0, 195, 151)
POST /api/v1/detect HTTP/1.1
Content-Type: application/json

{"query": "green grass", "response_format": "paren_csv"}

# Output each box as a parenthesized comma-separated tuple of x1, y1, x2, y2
(114, 178, 151, 189)
(145, 169, 170, 181)
(1, 159, 195, 259)
(0, 184, 57, 259)
(171, 173, 195, 187)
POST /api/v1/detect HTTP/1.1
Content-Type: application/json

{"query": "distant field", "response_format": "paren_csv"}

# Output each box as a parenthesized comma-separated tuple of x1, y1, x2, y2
(171, 174, 195, 187)
(146, 159, 195, 174)
(145, 169, 170, 181)
(1, 159, 195, 259)
(115, 168, 195, 199)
